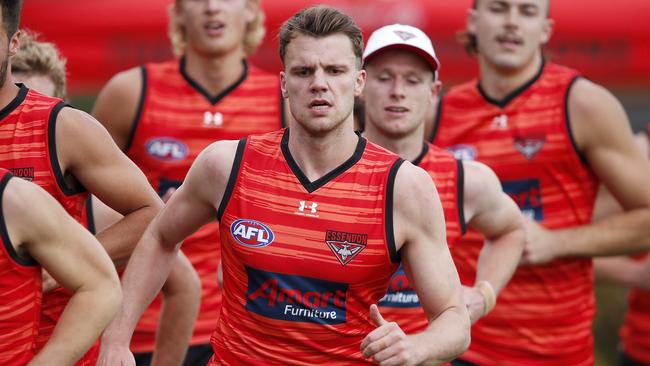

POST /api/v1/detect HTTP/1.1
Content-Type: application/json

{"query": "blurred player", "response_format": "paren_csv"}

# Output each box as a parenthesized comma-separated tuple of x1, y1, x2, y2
(98, 6, 470, 366)
(0, 1, 164, 364)
(92, 0, 284, 363)
(0, 168, 121, 366)
(10, 29, 202, 366)
(362, 24, 524, 329)
(592, 127, 650, 366)
(430, 0, 650, 364)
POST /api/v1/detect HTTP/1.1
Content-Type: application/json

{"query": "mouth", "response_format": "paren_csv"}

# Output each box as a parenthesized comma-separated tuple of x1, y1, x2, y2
(385, 106, 409, 114)
(204, 21, 225, 36)
(309, 99, 332, 110)
(496, 33, 523, 49)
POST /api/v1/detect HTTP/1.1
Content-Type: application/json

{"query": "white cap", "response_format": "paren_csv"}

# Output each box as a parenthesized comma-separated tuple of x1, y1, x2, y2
(363, 24, 440, 73)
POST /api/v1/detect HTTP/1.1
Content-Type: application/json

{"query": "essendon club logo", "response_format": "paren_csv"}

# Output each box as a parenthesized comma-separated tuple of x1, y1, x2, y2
(394, 30, 416, 41)
(10, 167, 34, 181)
(325, 230, 367, 266)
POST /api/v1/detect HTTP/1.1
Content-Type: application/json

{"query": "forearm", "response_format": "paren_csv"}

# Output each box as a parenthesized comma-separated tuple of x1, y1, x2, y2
(102, 230, 179, 346)
(151, 255, 201, 366)
(416, 306, 471, 365)
(555, 208, 650, 257)
(30, 283, 122, 366)
(96, 204, 161, 266)
(475, 229, 524, 294)
(594, 256, 642, 287)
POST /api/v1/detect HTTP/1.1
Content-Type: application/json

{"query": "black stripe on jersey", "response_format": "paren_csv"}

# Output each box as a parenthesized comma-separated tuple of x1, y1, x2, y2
(386, 158, 405, 264)
(477, 58, 545, 109)
(217, 138, 247, 222)
(456, 159, 467, 235)
(565, 75, 589, 166)
(282, 129, 367, 194)
(428, 94, 444, 143)
(0, 84, 28, 121)
(48, 102, 87, 196)
(180, 58, 248, 105)
(412, 142, 429, 167)
(86, 196, 96, 235)
(124, 66, 148, 152)
(0, 173, 38, 267)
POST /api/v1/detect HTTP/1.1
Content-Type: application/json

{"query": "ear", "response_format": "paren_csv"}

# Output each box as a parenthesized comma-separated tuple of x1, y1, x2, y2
(244, 0, 257, 24)
(169, 2, 185, 28)
(466, 8, 478, 36)
(540, 18, 554, 45)
(8, 30, 21, 57)
(354, 69, 366, 97)
(429, 80, 442, 105)
(280, 71, 288, 99)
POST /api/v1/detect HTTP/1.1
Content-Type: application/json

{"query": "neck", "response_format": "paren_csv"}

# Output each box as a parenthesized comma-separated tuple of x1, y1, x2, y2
(0, 72, 20, 110)
(363, 121, 425, 163)
(478, 52, 543, 101)
(183, 48, 245, 96)
(287, 119, 359, 182)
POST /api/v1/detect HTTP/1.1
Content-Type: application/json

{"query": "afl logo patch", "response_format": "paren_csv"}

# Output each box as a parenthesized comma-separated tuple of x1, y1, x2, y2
(146, 138, 189, 161)
(447, 144, 477, 161)
(231, 219, 275, 248)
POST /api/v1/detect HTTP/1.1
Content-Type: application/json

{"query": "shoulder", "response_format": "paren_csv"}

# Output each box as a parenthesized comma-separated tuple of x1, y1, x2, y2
(189, 140, 242, 183)
(393, 161, 438, 211)
(97, 67, 144, 101)
(2, 177, 60, 231)
(461, 160, 502, 206)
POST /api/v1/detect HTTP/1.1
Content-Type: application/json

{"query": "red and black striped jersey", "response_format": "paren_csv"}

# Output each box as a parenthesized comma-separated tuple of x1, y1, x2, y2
(0, 169, 42, 366)
(209, 129, 402, 364)
(432, 62, 598, 366)
(379, 142, 464, 334)
(125, 58, 284, 351)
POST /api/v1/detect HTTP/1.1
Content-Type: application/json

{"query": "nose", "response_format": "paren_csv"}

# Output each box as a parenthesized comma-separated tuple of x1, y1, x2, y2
(504, 7, 520, 29)
(390, 78, 405, 100)
(310, 68, 328, 94)
(205, 0, 221, 13)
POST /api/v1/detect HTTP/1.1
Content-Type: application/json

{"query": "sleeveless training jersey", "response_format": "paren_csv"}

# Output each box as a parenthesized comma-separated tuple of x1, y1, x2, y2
(0, 170, 42, 366)
(210, 129, 402, 365)
(125, 58, 284, 351)
(620, 254, 650, 364)
(379, 142, 465, 334)
(0, 85, 96, 364)
(432, 62, 598, 366)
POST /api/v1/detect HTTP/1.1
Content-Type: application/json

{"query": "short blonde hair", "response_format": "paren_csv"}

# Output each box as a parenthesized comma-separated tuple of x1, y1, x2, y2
(11, 30, 67, 100)
(168, 0, 265, 57)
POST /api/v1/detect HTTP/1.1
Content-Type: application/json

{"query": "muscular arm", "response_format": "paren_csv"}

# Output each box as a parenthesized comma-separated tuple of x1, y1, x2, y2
(362, 163, 470, 365)
(462, 161, 525, 322)
(531, 79, 650, 261)
(56, 107, 163, 266)
(98, 140, 238, 365)
(4, 178, 121, 366)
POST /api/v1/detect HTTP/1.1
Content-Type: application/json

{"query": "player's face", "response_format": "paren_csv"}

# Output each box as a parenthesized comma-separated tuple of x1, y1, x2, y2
(176, 0, 255, 57)
(469, 0, 552, 71)
(363, 50, 437, 139)
(13, 73, 56, 97)
(281, 33, 365, 136)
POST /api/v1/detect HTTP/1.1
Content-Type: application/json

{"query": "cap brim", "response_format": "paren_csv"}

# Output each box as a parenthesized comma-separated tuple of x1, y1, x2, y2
(363, 43, 439, 72)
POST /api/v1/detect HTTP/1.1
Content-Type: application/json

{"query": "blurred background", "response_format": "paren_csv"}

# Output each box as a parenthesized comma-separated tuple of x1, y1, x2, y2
(21, 1, 650, 364)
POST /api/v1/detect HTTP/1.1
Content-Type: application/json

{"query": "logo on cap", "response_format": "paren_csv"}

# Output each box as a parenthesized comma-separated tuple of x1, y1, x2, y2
(394, 30, 416, 41)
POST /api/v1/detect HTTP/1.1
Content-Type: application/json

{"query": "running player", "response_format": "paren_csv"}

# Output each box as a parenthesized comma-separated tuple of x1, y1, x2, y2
(362, 24, 524, 329)
(98, 6, 470, 366)
(430, 0, 650, 364)
(92, 0, 284, 363)
(0, 169, 121, 366)
(592, 127, 650, 366)
(0, 2, 163, 365)
(10, 29, 202, 365)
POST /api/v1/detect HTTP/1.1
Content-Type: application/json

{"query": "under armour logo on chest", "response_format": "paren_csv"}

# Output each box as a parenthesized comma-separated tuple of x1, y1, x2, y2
(203, 111, 223, 127)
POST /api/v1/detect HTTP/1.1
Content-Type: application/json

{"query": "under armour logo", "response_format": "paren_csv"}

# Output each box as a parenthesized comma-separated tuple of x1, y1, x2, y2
(296, 200, 319, 217)
(394, 30, 416, 41)
(491, 114, 508, 130)
(203, 111, 223, 127)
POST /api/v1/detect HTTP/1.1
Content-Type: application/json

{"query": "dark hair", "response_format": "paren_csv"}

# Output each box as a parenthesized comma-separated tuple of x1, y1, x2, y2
(279, 5, 363, 68)
(1, 0, 22, 38)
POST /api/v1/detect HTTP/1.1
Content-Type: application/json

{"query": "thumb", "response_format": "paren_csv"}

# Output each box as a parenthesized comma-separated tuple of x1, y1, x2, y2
(369, 304, 388, 327)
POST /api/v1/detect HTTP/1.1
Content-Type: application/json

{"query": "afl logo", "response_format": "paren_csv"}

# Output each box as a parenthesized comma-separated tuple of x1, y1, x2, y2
(447, 144, 477, 161)
(146, 138, 189, 161)
(231, 219, 275, 248)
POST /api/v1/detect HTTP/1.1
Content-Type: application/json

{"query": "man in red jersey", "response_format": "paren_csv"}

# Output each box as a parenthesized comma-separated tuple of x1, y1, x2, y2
(361, 24, 525, 329)
(592, 127, 650, 366)
(429, 0, 650, 365)
(98, 6, 470, 366)
(0, 2, 164, 365)
(92, 0, 284, 363)
(10, 30, 202, 366)
(0, 169, 121, 366)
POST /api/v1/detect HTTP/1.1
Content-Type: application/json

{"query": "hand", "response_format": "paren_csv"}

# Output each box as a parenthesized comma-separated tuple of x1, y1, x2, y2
(42, 269, 59, 293)
(161, 187, 176, 203)
(461, 286, 484, 324)
(96, 343, 136, 366)
(520, 218, 560, 266)
(360, 304, 422, 365)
